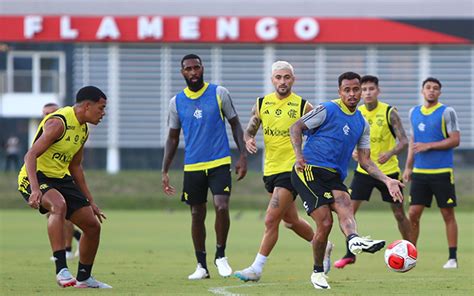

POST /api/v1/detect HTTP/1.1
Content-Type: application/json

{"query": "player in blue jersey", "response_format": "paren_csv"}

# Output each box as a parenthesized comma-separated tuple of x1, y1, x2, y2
(162, 54, 248, 280)
(403, 77, 460, 269)
(289, 72, 404, 289)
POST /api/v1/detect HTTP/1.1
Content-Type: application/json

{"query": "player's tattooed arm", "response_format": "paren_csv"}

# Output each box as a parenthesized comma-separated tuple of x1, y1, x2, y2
(389, 110, 408, 153)
(358, 148, 389, 182)
(245, 103, 261, 139)
(290, 119, 308, 171)
(244, 103, 261, 154)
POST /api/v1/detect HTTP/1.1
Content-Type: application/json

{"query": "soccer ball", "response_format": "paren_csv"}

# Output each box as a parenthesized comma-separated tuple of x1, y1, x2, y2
(384, 240, 417, 272)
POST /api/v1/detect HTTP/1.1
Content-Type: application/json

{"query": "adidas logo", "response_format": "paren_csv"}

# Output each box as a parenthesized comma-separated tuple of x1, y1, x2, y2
(447, 198, 454, 204)
(183, 192, 189, 200)
(224, 186, 230, 192)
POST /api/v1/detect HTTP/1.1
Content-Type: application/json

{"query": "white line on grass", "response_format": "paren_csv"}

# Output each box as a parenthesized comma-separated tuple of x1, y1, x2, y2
(208, 277, 446, 295)
(208, 282, 279, 296)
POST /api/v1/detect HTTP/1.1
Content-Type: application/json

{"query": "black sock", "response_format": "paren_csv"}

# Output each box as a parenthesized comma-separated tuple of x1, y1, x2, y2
(344, 240, 356, 258)
(76, 262, 93, 281)
(346, 233, 358, 242)
(215, 245, 226, 259)
(65, 246, 72, 252)
(195, 251, 207, 270)
(73, 230, 82, 241)
(313, 265, 324, 273)
(53, 250, 68, 274)
(449, 247, 457, 260)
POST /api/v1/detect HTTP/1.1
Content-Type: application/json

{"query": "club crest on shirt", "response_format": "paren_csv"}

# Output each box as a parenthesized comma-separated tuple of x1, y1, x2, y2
(343, 124, 350, 135)
(418, 122, 426, 132)
(194, 109, 203, 119)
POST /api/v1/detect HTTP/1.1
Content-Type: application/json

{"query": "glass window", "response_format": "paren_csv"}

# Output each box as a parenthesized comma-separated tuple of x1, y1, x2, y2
(8, 52, 63, 94)
(40, 57, 60, 93)
(13, 57, 33, 92)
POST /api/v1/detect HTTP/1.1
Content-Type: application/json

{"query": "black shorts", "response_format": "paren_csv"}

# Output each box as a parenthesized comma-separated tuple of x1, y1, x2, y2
(350, 171, 402, 203)
(291, 166, 348, 215)
(182, 164, 232, 205)
(263, 172, 297, 199)
(18, 171, 90, 219)
(409, 172, 456, 208)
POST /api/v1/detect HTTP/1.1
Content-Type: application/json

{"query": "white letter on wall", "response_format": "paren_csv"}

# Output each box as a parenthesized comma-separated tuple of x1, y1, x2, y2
(294, 18, 319, 40)
(96, 16, 120, 39)
(255, 17, 278, 41)
(138, 16, 163, 39)
(60, 16, 78, 39)
(24, 16, 43, 39)
(217, 17, 239, 40)
(180, 16, 200, 40)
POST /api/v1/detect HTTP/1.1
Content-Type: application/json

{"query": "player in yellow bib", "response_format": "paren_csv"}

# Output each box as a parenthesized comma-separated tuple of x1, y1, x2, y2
(17, 86, 111, 289)
(234, 61, 332, 282)
(334, 75, 410, 269)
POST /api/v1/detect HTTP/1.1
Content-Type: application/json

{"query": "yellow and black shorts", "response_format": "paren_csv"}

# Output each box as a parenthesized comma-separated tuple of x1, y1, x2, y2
(291, 166, 347, 215)
(263, 172, 297, 199)
(18, 171, 90, 219)
(409, 172, 456, 208)
(350, 171, 403, 203)
(181, 164, 231, 205)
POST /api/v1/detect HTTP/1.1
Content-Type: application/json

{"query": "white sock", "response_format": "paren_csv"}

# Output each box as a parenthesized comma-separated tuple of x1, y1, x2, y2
(251, 253, 267, 274)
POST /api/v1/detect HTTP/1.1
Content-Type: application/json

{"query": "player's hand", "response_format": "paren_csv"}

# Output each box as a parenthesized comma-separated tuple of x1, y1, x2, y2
(28, 189, 42, 209)
(294, 156, 306, 172)
(386, 178, 405, 203)
(90, 202, 107, 223)
(245, 137, 258, 154)
(235, 155, 247, 181)
(162, 173, 176, 195)
(378, 152, 392, 164)
(413, 142, 431, 153)
(402, 169, 412, 183)
(352, 150, 359, 162)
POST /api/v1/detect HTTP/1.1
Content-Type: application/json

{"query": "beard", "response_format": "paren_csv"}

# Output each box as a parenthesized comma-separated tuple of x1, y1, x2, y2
(185, 75, 205, 91)
(276, 87, 290, 97)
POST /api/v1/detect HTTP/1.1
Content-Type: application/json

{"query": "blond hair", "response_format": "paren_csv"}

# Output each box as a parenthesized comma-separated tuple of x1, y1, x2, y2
(271, 61, 294, 76)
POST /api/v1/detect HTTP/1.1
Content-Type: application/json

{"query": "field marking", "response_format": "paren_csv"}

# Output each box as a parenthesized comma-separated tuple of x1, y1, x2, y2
(208, 282, 278, 296)
(208, 276, 447, 295)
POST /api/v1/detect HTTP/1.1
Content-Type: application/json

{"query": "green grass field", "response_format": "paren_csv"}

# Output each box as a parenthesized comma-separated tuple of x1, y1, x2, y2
(1, 209, 473, 295)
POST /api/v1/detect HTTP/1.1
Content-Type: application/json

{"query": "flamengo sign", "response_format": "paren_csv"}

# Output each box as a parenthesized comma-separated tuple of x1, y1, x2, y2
(4, 16, 320, 42)
(0, 15, 469, 44)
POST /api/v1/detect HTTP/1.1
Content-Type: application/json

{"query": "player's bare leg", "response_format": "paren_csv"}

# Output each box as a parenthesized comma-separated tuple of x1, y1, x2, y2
(334, 199, 362, 268)
(330, 191, 357, 236)
(235, 188, 310, 282)
(408, 205, 425, 245)
(64, 220, 75, 259)
(187, 203, 210, 279)
(309, 205, 332, 289)
(282, 197, 313, 241)
(41, 189, 76, 287)
(331, 190, 385, 255)
(391, 202, 411, 240)
(213, 195, 232, 277)
(440, 207, 458, 268)
(69, 207, 110, 288)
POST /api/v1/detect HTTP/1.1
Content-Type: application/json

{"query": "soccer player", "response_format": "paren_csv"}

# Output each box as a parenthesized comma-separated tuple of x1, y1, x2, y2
(161, 54, 248, 280)
(334, 75, 410, 269)
(18, 86, 111, 288)
(403, 77, 460, 269)
(290, 72, 404, 289)
(42, 103, 83, 261)
(234, 61, 333, 282)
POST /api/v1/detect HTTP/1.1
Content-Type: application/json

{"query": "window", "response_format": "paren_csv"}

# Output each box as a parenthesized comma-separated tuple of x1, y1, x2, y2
(7, 51, 65, 95)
